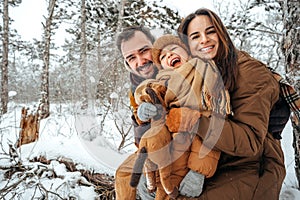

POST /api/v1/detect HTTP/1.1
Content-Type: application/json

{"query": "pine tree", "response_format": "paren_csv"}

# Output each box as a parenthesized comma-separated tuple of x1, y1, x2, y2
(80, 0, 88, 110)
(1, 0, 9, 114)
(1, 0, 22, 114)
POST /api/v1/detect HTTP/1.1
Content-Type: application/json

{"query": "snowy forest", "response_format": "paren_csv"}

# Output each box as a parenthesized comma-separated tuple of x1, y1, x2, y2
(0, 0, 299, 199)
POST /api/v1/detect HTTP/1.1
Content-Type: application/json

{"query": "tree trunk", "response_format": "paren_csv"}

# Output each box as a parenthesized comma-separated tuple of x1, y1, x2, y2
(96, 28, 102, 100)
(110, 0, 126, 111)
(292, 119, 300, 188)
(280, 0, 300, 188)
(40, 0, 56, 119)
(1, 0, 9, 114)
(80, 0, 88, 110)
(97, 28, 102, 76)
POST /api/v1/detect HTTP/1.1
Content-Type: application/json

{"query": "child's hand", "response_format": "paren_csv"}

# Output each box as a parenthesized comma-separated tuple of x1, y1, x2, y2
(137, 102, 158, 122)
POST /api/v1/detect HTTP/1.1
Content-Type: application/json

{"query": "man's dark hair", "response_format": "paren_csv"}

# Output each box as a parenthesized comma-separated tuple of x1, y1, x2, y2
(116, 26, 155, 53)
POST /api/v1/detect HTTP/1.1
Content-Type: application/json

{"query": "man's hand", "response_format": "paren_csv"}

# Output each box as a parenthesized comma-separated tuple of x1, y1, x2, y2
(137, 102, 158, 122)
(166, 107, 202, 133)
(179, 170, 204, 197)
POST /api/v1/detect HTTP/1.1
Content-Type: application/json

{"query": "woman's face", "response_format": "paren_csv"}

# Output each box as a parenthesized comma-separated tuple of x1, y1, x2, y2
(159, 44, 189, 69)
(187, 15, 219, 60)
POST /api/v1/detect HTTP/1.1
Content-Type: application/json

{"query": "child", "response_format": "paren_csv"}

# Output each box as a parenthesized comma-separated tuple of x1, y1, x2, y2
(132, 34, 231, 199)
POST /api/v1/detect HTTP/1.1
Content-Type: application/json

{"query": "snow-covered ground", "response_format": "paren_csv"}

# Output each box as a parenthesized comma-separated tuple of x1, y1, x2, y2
(280, 119, 300, 199)
(0, 103, 132, 199)
(0, 103, 300, 199)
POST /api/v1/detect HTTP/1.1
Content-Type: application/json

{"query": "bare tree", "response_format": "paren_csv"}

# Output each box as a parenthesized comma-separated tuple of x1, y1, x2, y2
(1, 0, 9, 114)
(40, 0, 58, 119)
(279, 0, 300, 188)
(80, 0, 88, 110)
(111, 0, 126, 109)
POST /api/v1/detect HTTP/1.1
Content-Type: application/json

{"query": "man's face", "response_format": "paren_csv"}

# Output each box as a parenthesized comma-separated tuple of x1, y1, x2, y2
(121, 31, 156, 79)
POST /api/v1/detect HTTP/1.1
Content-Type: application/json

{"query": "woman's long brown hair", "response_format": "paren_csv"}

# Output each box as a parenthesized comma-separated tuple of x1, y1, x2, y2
(178, 8, 238, 91)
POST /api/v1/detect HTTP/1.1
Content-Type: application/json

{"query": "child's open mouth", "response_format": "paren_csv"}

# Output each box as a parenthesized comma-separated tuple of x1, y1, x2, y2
(170, 57, 181, 68)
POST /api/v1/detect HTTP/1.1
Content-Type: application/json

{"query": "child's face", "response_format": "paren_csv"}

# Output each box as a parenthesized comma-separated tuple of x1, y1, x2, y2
(159, 44, 189, 69)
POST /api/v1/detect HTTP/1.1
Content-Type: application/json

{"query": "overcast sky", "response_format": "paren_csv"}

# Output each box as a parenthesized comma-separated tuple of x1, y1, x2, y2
(162, 0, 214, 16)
(11, 0, 46, 41)
(10, 0, 214, 42)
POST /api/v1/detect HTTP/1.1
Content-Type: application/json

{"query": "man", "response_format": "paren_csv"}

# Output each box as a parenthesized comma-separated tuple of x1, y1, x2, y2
(116, 26, 158, 148)
(115, 26, 159, 199)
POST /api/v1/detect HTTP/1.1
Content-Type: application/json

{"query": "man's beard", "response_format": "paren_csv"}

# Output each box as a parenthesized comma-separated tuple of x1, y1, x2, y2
(137, 62, 152, 73)
(137, 62, 158, 79)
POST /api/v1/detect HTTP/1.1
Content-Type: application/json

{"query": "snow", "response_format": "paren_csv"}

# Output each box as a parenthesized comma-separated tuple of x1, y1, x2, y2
(8, 91, 17, 98)
(110, 92, 119, 99)
(280, 120, 300, 199)
(1, 103, 300, 199)
(0, 104, 133, 199)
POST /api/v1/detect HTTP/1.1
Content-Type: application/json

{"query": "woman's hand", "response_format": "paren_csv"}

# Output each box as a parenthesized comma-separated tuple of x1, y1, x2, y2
(166, 107, 202, 133)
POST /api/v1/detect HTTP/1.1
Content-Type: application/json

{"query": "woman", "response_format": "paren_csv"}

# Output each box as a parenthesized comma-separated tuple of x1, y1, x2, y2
(166, 8, 286, 199)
